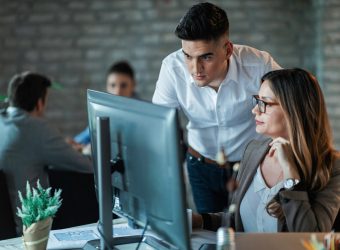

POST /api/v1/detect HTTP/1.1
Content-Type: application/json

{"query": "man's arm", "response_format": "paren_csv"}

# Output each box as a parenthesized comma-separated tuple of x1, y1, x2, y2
(41, 121, 93, 173)
(152, 60, 180, 108)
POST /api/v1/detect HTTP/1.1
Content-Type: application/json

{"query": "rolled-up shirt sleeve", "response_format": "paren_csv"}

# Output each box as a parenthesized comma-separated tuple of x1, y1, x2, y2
(152, 60, 180, 108)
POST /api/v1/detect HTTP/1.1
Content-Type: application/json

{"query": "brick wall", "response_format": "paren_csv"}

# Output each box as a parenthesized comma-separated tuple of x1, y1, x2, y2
(321, 0, 340, 148)
(1, 0, 338, 147)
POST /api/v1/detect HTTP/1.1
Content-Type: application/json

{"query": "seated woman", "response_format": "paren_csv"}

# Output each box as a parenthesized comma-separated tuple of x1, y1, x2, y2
(193, 68, 340, 232)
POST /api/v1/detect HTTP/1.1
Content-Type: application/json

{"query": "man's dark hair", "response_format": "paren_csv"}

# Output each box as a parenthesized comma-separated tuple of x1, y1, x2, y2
(107, 61, 135, 80)
(175, 2, 229, 41)
(7, 72, 51, 112)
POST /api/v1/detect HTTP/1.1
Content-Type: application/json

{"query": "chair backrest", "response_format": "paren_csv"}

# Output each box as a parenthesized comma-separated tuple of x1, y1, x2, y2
(333, 209, 340, 232)
(47, 169, 99, 229)
(0, 170, 17, 240)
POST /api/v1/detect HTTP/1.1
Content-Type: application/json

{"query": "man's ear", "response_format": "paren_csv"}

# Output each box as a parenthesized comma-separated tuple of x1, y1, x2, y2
(32, 98, 45, 117)
(225, 41, 233, 59)
(37, 98, 44, 112)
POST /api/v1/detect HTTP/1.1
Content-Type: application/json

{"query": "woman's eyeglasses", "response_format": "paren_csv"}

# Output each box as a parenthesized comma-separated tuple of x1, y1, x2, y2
(252, 95, 279, 113)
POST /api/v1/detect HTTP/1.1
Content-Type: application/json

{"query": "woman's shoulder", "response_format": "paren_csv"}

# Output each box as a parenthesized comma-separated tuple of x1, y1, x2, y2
(238, 138, 271, 178)
(332, 154, 340, 174)
(243, 138, 272, 156)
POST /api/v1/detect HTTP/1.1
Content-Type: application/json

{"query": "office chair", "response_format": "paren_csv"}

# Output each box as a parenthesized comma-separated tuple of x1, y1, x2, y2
(47, 169, 99, 229)
(332, 210, 340, 232)
(0, 170, 17, 240)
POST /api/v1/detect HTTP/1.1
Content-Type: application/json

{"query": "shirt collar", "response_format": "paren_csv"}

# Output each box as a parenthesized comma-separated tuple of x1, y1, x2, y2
(254, 167, 266, 192)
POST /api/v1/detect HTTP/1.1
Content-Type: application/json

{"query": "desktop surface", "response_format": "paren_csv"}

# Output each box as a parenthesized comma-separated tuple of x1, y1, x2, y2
(82, 230, 339, 250)
(235, 232, 327, 250)
(1, 225, 337, 250)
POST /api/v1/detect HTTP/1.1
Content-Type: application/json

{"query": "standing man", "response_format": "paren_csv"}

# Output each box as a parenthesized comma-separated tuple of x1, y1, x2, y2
(152, 2, 281, 213)
(0, 72, 93, 234)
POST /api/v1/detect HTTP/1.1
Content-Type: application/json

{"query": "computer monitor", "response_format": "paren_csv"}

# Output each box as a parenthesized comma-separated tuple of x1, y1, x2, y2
(85, 90, 190, 250)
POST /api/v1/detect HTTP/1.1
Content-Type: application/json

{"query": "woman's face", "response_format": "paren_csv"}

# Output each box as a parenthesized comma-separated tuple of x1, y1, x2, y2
(252, 80, 288, 139)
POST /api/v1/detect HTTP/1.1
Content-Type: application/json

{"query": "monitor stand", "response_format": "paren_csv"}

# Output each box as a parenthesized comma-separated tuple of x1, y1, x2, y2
(83, 235, 177, 250)
(83, 235, 141, 250)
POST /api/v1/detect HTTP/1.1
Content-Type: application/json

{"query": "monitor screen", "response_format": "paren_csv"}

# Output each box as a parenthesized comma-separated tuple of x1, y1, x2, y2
(87, 90, 190, 250)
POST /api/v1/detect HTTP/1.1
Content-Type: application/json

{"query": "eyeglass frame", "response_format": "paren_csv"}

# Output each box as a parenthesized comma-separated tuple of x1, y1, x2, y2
(252, 95, 279, 113)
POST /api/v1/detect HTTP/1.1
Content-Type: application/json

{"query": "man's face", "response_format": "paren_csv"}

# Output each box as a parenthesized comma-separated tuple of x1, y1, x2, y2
(106, 73, 135, 97)
(182, 37, 232, 89)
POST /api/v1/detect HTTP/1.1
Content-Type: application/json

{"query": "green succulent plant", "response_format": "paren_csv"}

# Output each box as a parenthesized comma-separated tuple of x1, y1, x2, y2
(17, 180, 62, 228)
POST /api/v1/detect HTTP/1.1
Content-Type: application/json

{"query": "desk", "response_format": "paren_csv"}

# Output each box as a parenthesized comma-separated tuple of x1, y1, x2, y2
(0, 227, 336, 250)
(0, 220, 215, 250)
(235, 233, 329, 250)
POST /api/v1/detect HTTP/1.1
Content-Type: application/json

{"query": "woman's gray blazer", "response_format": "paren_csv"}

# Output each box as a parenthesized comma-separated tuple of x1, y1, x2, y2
(208, 139, 340, 232)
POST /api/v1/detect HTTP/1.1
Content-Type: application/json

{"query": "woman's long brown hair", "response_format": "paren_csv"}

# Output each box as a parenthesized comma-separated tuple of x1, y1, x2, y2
(263, 68, 338, 219)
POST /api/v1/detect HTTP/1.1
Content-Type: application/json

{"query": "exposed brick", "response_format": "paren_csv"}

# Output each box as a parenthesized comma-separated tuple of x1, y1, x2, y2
(124, 10, 143, 22)
(324, 45, 340, 57)
(14, 26, 37, 36)
(35, 38, 73, 48)
(58, 13, 72, 22)
(76, 37, 119, 47)
(68, 1, 88, 10)
(25, 51, 40, 61)
(0, 14, 16, 23)
(28, 14, 55, 23)
(137, 1, 153, 9)
(39, 25, 79, 36)
(85, 49, 105, 59)
(82, 25, 112, 35)
(0, 0, 338, 144)
(324, 0, 340, 6)
(73, 13, 96, 23)
(90, 2, 109, 10)
(40, 50, 83, 61)
(4, 39, 32, 48)
(324, 58, 340, 68)
(99, 12, 121, 22)
(32, 3, 61, 12)
(323, 20, 340, 31)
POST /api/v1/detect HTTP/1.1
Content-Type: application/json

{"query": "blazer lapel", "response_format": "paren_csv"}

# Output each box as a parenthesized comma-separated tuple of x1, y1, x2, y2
(235, 139, 271, 231)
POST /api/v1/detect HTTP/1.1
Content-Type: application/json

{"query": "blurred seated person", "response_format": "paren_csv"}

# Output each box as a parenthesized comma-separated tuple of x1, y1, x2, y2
(73, 61, 138, 151)
(193, 68, 340, 232)
(0, 72, 93, 235)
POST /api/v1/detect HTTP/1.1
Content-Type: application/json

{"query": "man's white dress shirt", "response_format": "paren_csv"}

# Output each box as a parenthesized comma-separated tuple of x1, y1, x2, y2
(152, 44, 281, 161)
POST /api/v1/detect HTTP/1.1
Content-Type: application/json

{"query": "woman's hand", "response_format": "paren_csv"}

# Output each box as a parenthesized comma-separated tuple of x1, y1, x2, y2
(269, 137, 300, 180)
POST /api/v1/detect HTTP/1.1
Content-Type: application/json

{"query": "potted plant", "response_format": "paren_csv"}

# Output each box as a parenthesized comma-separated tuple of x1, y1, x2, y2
(17, 180, 62, 250)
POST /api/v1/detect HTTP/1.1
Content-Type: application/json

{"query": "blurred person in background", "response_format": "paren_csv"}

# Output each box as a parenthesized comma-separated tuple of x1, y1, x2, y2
(70, 61, 138, 153)
(0, 72, 93, 234)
